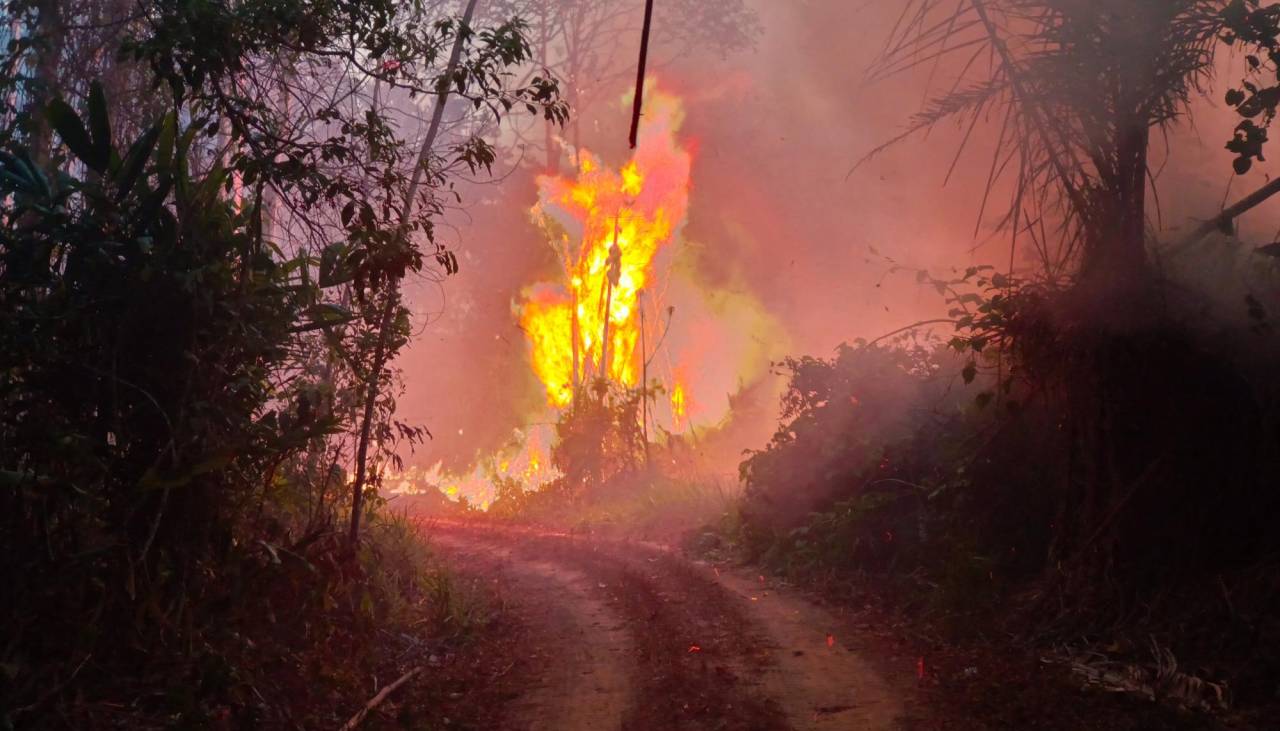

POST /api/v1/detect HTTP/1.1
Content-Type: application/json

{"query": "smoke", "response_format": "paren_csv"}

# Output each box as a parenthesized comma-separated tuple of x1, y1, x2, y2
(393, 0, 1280, 486)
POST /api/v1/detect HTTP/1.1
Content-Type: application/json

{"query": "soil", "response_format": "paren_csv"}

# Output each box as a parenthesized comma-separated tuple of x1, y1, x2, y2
(423, 521, 920, 730)
(404, 520, 1236, 730)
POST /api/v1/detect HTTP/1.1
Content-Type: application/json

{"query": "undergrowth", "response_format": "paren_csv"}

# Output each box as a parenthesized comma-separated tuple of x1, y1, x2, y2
(704, 268, 1280, 720)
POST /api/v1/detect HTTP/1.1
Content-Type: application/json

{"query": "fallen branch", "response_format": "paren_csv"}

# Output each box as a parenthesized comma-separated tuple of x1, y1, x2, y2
(1172, 176, 1280, 253)
(338, 667, 422, 731)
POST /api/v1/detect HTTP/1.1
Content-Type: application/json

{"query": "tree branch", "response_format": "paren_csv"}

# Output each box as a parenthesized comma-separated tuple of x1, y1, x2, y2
(337, 667, 422, 731)
(1174, 175, 1280, 252)
(349, 0, 480, 548)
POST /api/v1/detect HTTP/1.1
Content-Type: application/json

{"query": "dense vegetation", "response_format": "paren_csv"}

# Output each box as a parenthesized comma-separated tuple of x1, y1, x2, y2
(9, 0, 1280, 726)
(715, 0, 1280, 719)
(0, 0, 562, 725)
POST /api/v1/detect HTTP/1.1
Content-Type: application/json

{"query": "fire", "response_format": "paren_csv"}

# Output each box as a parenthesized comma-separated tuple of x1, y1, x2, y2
(520, 87, 691, 408)
(401, 85, 786, 509)
(670, 379, 687, 423)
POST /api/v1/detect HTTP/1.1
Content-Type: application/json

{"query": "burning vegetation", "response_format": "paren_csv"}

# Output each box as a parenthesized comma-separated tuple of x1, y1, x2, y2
(9, 0, 1280, 728)
(520, 89, 690, 412)
(422, 85, 780, 510)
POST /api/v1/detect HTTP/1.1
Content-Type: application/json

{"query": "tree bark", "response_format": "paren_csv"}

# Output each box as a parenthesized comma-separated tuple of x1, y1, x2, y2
(538, 3, 560, 173)
(1080, 120, 1150, 298)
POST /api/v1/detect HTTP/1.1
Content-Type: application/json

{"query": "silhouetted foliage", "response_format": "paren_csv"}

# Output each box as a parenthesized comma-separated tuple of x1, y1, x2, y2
(550, 380, 647, 499)
(725, 3, 1280, 721)
(0, 0, 564, 724)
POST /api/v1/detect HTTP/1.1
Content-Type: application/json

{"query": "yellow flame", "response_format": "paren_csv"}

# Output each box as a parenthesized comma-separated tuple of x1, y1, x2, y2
(671, 380, 687, 422)
(621, 161, 644, 196)
(520, 88, 691, 408)
(388, 87, 788, 510)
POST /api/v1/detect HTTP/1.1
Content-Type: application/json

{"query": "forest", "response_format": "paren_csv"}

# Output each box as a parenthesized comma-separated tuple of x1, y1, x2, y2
(4, 1, 1280, 729)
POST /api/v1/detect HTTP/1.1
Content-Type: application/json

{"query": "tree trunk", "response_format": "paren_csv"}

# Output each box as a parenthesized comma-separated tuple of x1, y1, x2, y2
(538, 5, 560, 173)
(27, 0, 64, 174)
(1077, 117, 1152, 319)
(348, 0, 480, 547)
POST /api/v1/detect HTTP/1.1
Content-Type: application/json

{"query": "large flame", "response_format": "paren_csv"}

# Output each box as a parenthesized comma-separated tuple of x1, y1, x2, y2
(520, 89, 691, 409)
(399, 86, 786, 509)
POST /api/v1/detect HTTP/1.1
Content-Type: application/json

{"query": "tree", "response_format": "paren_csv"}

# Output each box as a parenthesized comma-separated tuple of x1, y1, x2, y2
(863, 0, 1280, 604)
(0, 0, 565, 720)
(871, 0, 1280, 299)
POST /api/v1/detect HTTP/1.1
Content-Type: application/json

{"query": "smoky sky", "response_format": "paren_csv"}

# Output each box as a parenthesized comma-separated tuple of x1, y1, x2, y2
(394, 0, 1279, 476)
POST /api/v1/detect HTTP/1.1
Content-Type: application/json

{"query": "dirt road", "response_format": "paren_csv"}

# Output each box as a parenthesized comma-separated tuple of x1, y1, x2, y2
(426, 522, 911, 731)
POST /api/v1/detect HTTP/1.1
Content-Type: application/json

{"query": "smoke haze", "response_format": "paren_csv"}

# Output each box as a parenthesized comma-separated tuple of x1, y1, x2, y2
(393, 0, 1279, 482)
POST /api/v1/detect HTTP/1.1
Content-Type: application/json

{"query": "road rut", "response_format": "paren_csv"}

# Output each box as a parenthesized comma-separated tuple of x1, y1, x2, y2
(427, 522, 908, 731)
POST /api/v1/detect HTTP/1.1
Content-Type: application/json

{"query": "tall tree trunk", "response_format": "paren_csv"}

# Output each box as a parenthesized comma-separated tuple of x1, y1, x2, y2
(100, 0, 135, 140)
(538, 3, 559, 173)
(1082, 119, 1150, 300)
(348, 0, 480, 547)
(628, 0, 655, 149)
(571, 280, 580, 404)
(27, 0, 64, 173)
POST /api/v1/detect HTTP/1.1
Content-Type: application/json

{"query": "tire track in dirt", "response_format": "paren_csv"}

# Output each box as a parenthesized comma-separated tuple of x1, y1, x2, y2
(427, 522, 907, 730)
(712, 568, 903, 729)
(429, 531, 632, 731)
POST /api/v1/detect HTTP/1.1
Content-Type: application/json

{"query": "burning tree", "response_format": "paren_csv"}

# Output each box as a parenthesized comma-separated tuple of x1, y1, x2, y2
(493, 87, 692, 496)
(520, 87, 689, 412)
(425, 82, 782, 508)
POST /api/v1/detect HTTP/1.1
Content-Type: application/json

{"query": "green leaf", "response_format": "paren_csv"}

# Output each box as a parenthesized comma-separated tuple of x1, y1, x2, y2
(195, 159, 227, 206)
(0, 149, 49, 197)
(291, 303, 357, 332)
(156, 112, 177, 170)
(319, 243, 355, 287)
(87, 82, 112, 169)
(138, 173, 174, 222)
(138, 452, 233, 491)
(962, 362, 977, 384)
(46, 99, 103, 172)
(113, 123, 161, 201)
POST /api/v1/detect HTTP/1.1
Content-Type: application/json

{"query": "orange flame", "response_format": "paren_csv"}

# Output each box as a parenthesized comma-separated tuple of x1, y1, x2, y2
(520, 88, 691, 408)
(670, 379, 687, 423)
